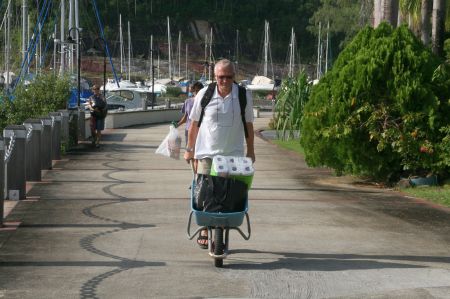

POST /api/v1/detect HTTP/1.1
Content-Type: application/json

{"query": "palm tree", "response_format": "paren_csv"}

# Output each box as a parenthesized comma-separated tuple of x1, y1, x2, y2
(374, 0, 382, 26)
(421, 0, 432, 45)
(432, 0, 446, 56)
(374, 0, 400, 27)
(386, 0, 400, 26)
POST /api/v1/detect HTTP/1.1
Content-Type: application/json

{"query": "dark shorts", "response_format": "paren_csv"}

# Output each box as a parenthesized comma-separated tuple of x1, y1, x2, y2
(90, 116, 105, 131)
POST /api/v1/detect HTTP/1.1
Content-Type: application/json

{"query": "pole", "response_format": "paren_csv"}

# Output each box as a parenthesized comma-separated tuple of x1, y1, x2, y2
(69, 0, 73, 73)
(77, 34, 81, 107)
(103, 46, 106, 98)
(69, 27, 81, 108)
(151, 48, 155, 109)
(75, 0, 79, 75)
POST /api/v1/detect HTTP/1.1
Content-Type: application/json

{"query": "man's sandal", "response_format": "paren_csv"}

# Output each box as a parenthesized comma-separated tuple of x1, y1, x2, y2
(197, 230, 208, 249)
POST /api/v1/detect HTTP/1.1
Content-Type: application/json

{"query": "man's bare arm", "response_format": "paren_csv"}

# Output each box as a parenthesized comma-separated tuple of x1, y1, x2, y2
(246, 122, 255, 163)
(184, 120, 199, 163)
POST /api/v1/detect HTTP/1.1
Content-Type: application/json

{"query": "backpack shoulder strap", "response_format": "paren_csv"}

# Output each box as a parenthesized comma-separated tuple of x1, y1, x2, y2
(198, 82, 216, 127)
(238, 85, 249, 138)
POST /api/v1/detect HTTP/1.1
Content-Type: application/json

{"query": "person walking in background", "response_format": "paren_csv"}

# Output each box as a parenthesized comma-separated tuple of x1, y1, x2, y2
(87, 85, 107, 148)
(184, 59, 255, 248)
(176, 81, 204, 146)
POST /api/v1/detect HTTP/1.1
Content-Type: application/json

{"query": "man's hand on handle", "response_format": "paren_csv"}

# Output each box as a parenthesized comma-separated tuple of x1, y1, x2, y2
(184, 151, 194, 163)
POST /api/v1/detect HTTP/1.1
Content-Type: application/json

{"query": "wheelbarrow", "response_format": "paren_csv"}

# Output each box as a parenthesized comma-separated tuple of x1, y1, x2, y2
(186, 170, 251, 267)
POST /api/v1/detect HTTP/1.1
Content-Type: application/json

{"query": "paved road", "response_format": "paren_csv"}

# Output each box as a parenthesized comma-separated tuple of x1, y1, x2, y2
(0, 112, 449, 299)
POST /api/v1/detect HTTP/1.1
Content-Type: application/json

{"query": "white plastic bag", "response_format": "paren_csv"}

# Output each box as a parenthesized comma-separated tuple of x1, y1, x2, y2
(155, 125, 182, 159)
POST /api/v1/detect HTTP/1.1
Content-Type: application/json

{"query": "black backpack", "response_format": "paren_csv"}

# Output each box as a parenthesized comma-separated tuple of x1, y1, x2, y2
(197, 82, 249, 138)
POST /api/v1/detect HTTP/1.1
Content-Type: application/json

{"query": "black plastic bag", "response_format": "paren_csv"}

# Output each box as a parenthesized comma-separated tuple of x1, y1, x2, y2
(195, 175, 247, 213)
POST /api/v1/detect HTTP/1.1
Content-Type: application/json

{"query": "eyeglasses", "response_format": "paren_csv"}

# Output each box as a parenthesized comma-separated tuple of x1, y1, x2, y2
(93, 88, 100, 90)
(217, 75, 233, 80)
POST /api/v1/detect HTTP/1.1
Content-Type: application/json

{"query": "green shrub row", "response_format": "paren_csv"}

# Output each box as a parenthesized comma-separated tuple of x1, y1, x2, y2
(0, 73, 71, 132)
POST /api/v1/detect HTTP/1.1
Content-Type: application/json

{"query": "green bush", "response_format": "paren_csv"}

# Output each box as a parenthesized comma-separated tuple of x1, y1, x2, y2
(0, 73, 71, 131)
(165, 86, 182, 97)
(252, 90, 270, 100)
(300, 23, 450, 182)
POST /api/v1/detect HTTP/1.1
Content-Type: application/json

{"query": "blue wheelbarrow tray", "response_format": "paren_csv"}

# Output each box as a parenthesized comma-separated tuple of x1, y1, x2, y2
(190, 180, 248, 227)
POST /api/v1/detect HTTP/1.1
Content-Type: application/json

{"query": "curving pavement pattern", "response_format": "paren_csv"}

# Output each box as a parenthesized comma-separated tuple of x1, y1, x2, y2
(0, 112, 449, 299)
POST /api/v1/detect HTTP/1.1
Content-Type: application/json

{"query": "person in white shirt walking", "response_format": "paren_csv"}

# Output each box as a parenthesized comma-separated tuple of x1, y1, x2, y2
(184, 59, 255, 248)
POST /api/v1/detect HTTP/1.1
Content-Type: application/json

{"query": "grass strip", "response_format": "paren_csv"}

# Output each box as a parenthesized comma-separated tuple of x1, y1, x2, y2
(271, 139, 304, 156)
(401, 186, 450, 208)
(272, 138, 450, 208)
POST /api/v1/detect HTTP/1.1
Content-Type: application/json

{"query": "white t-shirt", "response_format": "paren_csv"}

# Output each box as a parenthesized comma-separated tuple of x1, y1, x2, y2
(189, 83, 254, 159)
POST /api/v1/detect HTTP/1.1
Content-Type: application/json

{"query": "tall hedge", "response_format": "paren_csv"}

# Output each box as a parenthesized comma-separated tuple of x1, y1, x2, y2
(300, 23, 450, 182)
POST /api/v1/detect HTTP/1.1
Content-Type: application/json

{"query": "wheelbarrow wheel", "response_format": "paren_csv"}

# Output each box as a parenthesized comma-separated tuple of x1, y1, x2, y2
(214, 227, 224, 268)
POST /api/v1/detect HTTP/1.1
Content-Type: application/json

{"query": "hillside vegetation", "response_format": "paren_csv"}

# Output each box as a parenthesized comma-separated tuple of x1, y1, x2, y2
(0, 0, 375, 75)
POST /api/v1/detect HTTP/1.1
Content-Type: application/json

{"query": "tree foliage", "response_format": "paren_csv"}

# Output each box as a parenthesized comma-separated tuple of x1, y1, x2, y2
(0, 74, 70, 131)
(309, 0, 373, 50)
(274, 72, 311, 140)
(300, 23, 450, 182)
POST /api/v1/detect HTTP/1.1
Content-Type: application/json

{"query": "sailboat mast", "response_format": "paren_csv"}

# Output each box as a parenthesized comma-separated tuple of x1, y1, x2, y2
(127, 21, 131, 81)
(53, 23, 57, 74)
(185, 43, 188, 80)
(235, 29, 239, 77)
(5, 2, 11, 89)
(177, 31, 181, 78)
(208, 27, 213, 82)
(203, 34, 207, 79)
(289, 27, 295, 78)
(167, 16, 172, 80)
(38, 17, 42, 73)
(22, 0, 27, 65)
(150, 34, 153, 80)
(119, 15, 123, 75)
(27, 14, 30, 72)
(316, 22, 321, 80)
(263, 20, 269, 77)
(59, 0, 66, 75)
(325, 21, 329, 73)
(157, 51, 160, 79)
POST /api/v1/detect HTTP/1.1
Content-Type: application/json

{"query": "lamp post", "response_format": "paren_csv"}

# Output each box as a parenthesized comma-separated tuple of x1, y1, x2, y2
(66, 27, 81, 107)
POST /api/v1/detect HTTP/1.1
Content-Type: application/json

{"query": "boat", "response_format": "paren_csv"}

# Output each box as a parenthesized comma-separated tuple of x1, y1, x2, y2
(247, 20, 276, 92)
(246, 75, 275, 91)
(106, 87, 158, 111)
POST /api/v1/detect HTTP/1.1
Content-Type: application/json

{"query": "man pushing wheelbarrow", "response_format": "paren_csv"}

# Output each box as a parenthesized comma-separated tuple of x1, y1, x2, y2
(184, 59, 255, 267)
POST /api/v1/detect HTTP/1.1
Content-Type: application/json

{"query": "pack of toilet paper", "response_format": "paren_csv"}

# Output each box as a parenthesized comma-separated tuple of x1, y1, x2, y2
(211, 155, 254, 188)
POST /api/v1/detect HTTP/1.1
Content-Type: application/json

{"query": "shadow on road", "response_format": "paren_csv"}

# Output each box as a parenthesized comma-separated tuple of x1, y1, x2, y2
(227, 250, 450, 271)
